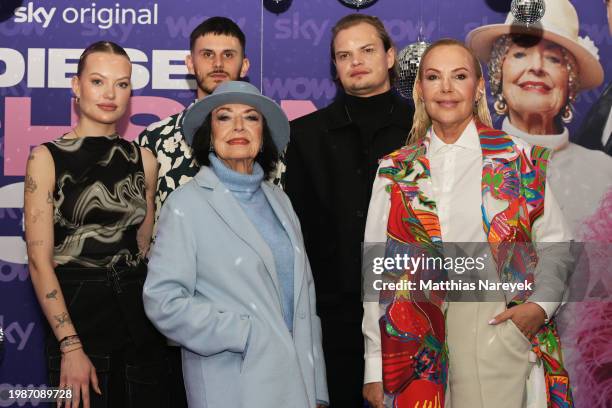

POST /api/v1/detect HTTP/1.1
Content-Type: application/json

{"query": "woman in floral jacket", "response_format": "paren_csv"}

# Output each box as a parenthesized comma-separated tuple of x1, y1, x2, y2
(362, 38, 573, 408)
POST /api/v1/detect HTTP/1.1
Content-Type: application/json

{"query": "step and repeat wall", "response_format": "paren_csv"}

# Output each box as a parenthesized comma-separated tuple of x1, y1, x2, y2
(1, 0, 609, 406)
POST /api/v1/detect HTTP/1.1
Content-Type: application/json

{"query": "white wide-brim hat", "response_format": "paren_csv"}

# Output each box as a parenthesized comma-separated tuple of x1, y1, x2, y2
(466, 0, 603, 90)
(182, 81, 290, 151)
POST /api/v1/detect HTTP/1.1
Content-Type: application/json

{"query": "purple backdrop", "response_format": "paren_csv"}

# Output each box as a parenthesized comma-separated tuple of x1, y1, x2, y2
(1, 0, 609, 406)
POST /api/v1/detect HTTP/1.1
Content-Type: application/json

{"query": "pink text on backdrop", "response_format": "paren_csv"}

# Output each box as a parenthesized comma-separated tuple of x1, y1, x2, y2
(4, 96, 185, 176)
(4, 97, 318, 176)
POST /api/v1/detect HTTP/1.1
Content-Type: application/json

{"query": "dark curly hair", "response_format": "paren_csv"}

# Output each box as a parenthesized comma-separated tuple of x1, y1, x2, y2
(191, 113, 279, 177)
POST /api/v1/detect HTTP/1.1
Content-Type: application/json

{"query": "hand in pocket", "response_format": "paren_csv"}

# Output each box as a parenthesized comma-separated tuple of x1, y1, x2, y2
(489, 302, 546, 341)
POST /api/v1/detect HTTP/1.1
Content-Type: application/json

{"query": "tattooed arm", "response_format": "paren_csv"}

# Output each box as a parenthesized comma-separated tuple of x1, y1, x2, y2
(137, 147, 159, 257)
(24, 146, 77, 339)
(24, 145, 101, 399)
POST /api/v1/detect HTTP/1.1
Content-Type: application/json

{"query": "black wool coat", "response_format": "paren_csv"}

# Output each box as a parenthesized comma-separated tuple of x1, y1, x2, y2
(575, 82, 612, 156)
(284, 92, 414, 318)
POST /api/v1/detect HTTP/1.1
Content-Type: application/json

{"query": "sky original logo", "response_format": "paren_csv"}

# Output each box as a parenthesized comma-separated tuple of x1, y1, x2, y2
(273, 14, 438, 46)
(12, 2, 55, 28)
(274, 13, 330, 46)
(13, 2, 159, 30)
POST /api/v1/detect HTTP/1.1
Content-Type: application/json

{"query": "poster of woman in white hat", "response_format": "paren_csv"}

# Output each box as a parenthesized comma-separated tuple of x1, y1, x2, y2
(467, 1, 612, 407)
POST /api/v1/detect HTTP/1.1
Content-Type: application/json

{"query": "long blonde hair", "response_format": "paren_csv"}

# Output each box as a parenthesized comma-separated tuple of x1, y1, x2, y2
(408, 38, 492, 144)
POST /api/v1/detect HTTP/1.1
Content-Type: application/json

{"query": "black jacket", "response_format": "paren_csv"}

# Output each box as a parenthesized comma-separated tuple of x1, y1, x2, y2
(284, 92, 414, 314)
(575, 82, 612, 156)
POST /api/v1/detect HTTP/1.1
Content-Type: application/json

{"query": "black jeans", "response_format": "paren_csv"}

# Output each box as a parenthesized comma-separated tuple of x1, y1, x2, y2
(47, 262, 167, 408)
(319, 296, 368, 408)
(166, 345, 188, 408)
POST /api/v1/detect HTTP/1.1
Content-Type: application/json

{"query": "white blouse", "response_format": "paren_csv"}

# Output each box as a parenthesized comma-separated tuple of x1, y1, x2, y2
(362, 120, 571, 384)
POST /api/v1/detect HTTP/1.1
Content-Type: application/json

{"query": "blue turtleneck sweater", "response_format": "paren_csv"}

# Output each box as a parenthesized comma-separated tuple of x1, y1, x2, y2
(209, 154, 295, 332)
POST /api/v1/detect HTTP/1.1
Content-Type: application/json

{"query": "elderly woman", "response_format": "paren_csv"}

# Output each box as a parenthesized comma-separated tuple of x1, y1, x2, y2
(361, 39, 572, 408)
(143, 81, 328, 408)
(467, 3, 612, 406)
(466, 0, 612, 237)
(25, 41, 165, 407)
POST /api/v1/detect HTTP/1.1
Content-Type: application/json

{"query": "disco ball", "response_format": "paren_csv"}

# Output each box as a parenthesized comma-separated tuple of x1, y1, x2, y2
(510, 0, 545, 25)
(264, 0, 292, 13)
(339, 0, 378, 9)
(396, 41, 429, 99)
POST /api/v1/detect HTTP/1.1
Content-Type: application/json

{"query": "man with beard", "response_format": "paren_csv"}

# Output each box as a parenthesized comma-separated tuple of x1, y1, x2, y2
(283, 14, 414, 407)
(139, 16, 249, 232)
(137, 16, 249, 407)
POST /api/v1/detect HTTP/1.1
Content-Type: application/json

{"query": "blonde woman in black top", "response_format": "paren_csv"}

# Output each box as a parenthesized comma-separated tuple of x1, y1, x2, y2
(24, 41, 164, 408)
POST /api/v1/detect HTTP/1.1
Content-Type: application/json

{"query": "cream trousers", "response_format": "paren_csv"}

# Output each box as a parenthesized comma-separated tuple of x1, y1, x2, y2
(445, 302, 535, 408)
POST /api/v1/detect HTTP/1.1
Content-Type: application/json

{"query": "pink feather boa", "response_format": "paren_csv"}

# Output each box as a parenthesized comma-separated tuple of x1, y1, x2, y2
(558, 188, 612, 407)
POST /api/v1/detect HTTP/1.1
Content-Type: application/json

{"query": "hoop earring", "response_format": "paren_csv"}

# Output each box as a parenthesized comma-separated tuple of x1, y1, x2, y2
(561, 104, 573, 124)
(209, 140, 214, 152)
(74, 96, 80, 104)
(493, 94, 508, 115)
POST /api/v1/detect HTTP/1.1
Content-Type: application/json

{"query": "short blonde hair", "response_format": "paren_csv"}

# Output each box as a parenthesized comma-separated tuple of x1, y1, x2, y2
(408, 38, 492, 144)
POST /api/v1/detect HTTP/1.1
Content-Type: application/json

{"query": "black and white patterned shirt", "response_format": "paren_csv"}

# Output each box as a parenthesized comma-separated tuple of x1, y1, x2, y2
(137, 106, 199, 233)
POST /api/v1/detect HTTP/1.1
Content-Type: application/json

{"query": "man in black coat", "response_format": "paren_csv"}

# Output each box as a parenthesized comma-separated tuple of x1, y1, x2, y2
(574, 0, 612, 156)
(574, 82, 612, 156)
(284, 14, 414, 407)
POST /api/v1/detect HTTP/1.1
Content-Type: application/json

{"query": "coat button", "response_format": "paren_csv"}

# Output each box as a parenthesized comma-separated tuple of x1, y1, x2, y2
(355, 210, 365, 218)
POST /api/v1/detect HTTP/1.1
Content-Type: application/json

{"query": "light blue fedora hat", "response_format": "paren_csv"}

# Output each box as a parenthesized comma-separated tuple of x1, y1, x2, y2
(182, 81, 290, 151)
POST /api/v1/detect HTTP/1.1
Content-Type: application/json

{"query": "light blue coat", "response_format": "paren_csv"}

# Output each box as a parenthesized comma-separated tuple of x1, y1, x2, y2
(143, 166, 328, 408)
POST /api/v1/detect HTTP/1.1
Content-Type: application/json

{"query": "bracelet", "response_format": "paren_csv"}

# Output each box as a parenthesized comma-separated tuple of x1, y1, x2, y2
(58, 334, 79, 345)
(59, 336, 81, 351)
(61, 345, 83, 355)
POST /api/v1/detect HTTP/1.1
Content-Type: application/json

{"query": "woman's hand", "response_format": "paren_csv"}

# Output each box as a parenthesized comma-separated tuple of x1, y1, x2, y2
(363, 381, 384, 408)
(489, 302, 547, 340)
(59, 348, 101, 408)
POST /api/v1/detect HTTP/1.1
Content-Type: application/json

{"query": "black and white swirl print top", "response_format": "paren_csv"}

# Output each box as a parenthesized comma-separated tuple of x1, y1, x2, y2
(44, 134, 146, 268)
